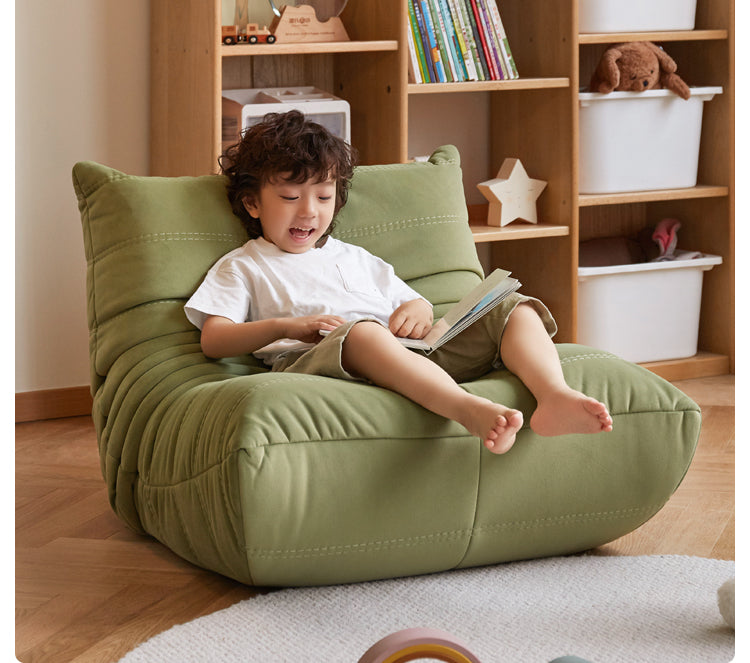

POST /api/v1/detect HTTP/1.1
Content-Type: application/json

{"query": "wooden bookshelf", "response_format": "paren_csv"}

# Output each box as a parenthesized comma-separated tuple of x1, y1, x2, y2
(471, 223, 570, 243)
(220, 40, 399, 57)
(150, 0, 734, 377)
(407, 77, 569, 94)
(641, 352, 730, 382)
(578, 29, 728, 44)
(578, 185, 730, 207)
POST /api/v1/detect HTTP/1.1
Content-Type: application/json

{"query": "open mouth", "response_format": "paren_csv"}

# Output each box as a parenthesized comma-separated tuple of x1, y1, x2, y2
(289, 227, 315, 240)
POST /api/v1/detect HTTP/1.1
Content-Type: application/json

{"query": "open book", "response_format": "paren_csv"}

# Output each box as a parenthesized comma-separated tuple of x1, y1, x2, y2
(319, 269, 520, 353)
(398, 268, 520, 353)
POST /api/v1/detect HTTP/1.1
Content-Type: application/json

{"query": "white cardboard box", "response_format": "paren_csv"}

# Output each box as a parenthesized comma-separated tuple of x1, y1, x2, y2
(221, 87, 350, 151)
(578, 87, 722, 194)
(577, 253, 722, 363)
(579, 0, 697, 33)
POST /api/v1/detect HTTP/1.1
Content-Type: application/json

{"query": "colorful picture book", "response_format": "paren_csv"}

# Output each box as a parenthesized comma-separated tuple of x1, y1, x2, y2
(407, 0, 518, 83)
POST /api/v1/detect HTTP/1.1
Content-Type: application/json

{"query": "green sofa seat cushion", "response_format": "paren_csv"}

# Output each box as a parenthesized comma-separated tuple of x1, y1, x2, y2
(73, 146, 700, 586)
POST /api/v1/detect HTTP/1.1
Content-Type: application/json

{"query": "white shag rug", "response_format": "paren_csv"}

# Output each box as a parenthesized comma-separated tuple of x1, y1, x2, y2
(119, 555, 734, 663)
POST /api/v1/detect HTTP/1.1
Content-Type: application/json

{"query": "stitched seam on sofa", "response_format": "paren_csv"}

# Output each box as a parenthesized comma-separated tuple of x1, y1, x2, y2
(134, 433, 477, 489)
(89, 232, 245, 265)
(245, 506, 655, 559)
(455, 438, 483, 569)
(360, 160, 458, 170)
(559, 352, 620, 364)
(472, 506, 653, 534)
(75, 170, 133, 198)
(163, 483, 202, 566)
(238, 448, 259, 586)
(334, 216, 464, 239)
(75, 173, 100, 356)
(247, 529, 473, 559)
(134, 426, 474, 490)
(91, 299, 187, 336)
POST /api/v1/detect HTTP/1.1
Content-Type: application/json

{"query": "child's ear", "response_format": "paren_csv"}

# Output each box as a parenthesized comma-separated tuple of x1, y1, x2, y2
(242, 196, 259, 218)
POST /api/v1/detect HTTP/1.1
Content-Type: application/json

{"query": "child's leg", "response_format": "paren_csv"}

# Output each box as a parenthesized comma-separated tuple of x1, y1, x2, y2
(341, 321, 523, 453)
(500, 303, 613, 436)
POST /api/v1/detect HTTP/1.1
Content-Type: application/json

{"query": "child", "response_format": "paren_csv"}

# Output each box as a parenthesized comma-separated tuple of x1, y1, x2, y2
(185, 111, 612, 454)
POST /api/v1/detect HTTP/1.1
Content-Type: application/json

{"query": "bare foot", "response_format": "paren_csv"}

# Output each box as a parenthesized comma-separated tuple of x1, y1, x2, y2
(530, 388, 613, 437)
(459, 397, 524, 454)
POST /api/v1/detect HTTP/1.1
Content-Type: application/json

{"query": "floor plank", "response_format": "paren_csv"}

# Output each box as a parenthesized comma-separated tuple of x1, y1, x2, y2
(15, 374, 734, 662)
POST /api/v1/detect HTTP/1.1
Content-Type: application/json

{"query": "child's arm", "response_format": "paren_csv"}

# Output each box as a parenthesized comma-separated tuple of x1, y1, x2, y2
(389, 298, 434, 339)
(201, 314, 346, 359)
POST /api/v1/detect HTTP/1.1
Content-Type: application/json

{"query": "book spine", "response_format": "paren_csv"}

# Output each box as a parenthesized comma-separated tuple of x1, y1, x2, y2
(449, 0, 479, 81)
(461, 0, 489, 80)
(468, 0, 499, 79)
(408, 0, 430, 83)
(477, 0, 506, 79)
(414, 0, 438, 82)
(445, 0, 474, 80)
(485, 0, 518, 78)
(428, 0, 456, 82)
(406, 16, 422, 83)
(438, 0, 468, 81)
(420, 0, 447, 82)
(501, 36, 518, 78)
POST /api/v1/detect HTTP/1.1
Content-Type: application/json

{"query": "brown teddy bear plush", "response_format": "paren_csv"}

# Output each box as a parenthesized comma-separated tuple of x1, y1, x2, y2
(589, 41, 690, 99)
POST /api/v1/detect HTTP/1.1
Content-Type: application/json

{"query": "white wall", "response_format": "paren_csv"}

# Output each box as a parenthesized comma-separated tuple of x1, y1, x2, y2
(15, 0, 150, 392)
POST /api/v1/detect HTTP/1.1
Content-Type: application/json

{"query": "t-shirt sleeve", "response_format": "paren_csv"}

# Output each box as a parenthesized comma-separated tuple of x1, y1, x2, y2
(366, 252, 431, 310)
(184, 267, 251, 330)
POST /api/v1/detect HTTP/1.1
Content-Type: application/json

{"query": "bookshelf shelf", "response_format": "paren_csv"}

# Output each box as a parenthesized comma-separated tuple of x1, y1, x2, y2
(578, 29, 729, 45)
(578, 185, 730, 207)
(471, 223, 569, 243)
(408, 77, 569, 94)
(220, 40, 399, 57)
(639, 352, 730, 381)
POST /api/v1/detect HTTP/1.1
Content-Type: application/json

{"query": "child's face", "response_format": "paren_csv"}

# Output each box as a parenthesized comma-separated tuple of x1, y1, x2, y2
(243, 175, 337, 253)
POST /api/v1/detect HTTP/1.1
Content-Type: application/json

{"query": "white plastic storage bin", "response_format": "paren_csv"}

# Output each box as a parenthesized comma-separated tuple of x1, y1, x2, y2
(221, 87, 350, 151)
(579, 0, 696, 33)
(578, 87, 722, 194)
(577, 253, 722, 363)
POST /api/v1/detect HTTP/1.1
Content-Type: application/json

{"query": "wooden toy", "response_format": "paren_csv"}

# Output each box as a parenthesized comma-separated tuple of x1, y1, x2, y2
(270, 4, 349, 43)
(221, 23, 276, 45)
(477, 158, 547, 227)
(244, 23, 276, 43)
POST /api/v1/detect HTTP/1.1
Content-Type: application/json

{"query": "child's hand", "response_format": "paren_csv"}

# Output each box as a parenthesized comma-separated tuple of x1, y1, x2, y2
(389, 299, 433, 339)
(283, 315, 347, 343)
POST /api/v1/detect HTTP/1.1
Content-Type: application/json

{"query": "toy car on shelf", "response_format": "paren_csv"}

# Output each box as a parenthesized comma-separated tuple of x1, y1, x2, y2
(221, 23, 276, 45)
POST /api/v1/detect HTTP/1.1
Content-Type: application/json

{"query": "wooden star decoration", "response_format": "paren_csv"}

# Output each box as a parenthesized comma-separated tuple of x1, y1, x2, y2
(477, 158, 547, 227)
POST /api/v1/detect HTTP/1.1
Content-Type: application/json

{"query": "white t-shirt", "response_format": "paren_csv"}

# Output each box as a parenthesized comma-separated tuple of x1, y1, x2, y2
(185, 236, 427, 363)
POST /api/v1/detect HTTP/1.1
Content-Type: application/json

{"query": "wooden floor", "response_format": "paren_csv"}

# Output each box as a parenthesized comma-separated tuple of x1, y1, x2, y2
(15, 375, 734, 663)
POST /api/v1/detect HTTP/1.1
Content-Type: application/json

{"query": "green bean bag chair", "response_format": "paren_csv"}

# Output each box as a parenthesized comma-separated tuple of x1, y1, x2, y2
(73, 145, 700, 587)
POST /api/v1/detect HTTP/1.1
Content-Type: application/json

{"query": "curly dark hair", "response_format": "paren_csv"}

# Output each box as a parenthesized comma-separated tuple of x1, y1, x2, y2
(219, 110, 357, 239)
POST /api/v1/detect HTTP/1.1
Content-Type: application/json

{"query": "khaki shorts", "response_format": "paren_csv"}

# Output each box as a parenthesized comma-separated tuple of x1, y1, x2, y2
(271, 292, 557, 383)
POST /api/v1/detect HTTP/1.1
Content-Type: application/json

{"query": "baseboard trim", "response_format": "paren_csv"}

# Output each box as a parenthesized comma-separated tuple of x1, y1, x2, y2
(16, 386, 93, 423)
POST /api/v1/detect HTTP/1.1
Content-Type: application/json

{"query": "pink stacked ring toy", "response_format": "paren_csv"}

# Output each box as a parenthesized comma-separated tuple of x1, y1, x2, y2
(358, 627, 481, 663)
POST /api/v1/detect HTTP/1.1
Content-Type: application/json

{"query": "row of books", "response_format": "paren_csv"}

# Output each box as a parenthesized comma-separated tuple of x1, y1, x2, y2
(407, 0, 519, 84)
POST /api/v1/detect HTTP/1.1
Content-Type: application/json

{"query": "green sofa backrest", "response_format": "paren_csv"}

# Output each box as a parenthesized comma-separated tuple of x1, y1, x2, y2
(73, 144, 483, 387)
